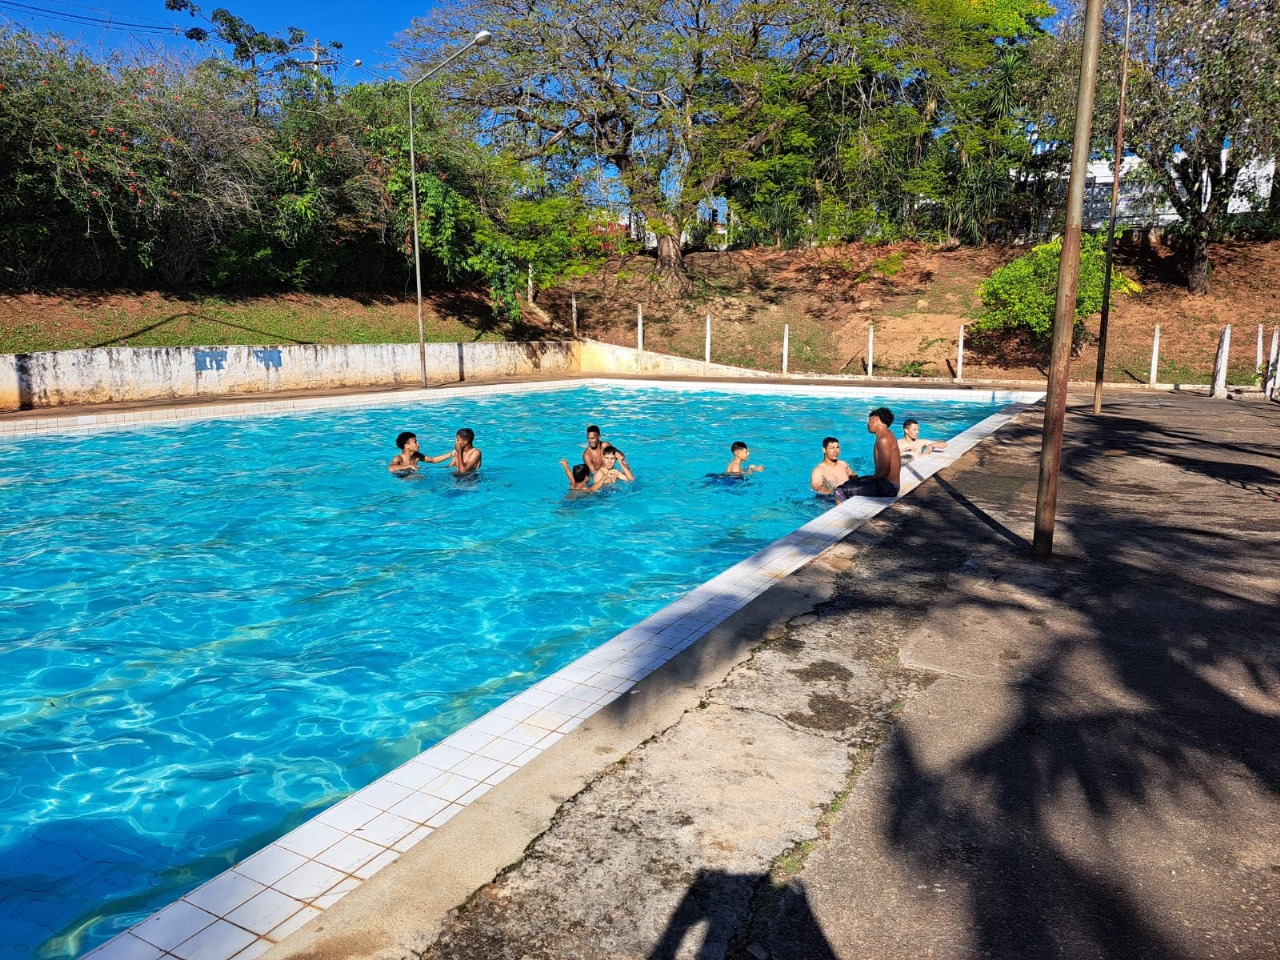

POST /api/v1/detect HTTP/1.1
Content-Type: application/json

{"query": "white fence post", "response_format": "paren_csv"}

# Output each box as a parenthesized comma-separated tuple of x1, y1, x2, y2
(867, 325, 874, 378)
(705, 314, 711, 365)
(571, 293, 578, 338)
(1210, 325, 1231, 398)
(1257, 324, 1265, 372)
(1265, 328, 1279, 398)
(956, 324, 965, 381)
(782, 324, 790, 375)
(1149, 324, 1161, 386)
(637, 304, 644, 352)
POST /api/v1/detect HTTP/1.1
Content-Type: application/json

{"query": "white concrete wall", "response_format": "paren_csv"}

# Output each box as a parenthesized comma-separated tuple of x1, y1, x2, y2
(0, 341, 579, 411)
(0, 338, 781, 411)
(575, 340, 772, 379)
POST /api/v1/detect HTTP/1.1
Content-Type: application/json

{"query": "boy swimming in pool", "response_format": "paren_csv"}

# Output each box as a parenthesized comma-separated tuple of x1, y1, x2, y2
(725, 441, 764, 475)
(898, 417, 949, 463)
(388, 431, 428, 474)
(559, 458, 594, 492)
(590, 445, 634, 489)
(419, 428, 483, 475)
(582, 424, 610, 475)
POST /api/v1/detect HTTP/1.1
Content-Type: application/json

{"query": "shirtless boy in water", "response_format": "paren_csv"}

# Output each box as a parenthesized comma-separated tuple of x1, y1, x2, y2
(420, 428, 483, 475)
(725, 441, 764, 475)
(590, 445, 634, 488)
(899, 418, 948, 462)
(810, 437, 855, 494)
(582, 425, 608, 474)
(559, 459, 593, 491)
(388, 431, 428, 474)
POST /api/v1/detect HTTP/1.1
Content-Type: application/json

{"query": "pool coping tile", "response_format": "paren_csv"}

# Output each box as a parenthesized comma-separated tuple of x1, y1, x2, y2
(79, 382, 1041, 960)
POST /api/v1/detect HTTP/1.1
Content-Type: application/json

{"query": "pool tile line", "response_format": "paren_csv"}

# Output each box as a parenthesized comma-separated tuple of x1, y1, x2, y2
(0, 379, 1041, 441)
(80, 394, 1038, 960)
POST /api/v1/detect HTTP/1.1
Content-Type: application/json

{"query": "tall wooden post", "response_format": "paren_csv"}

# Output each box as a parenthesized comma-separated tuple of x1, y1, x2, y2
(1033, 0, 1105, 561)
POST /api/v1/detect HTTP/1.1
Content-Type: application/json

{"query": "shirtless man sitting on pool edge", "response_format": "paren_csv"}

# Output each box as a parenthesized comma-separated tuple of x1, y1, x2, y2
(810, 407, 901, 501)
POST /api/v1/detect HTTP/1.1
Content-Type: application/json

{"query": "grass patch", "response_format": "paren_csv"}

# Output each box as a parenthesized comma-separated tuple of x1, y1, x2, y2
(0, 293, 507, 353)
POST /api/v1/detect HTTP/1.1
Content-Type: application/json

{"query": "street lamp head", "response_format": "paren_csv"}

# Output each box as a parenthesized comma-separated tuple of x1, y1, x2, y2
(475, 30, 492, 46)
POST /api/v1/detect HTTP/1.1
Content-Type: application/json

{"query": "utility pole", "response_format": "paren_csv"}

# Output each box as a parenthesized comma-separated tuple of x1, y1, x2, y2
(307, 39, 337, 95)
(1033, 0, 1105, 561)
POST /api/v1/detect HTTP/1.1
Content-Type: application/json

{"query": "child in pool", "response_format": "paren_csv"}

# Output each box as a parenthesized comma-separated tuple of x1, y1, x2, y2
(389, 431, 427, 474)
(560, 458, 593, 492)
(725, 441, 764, 476)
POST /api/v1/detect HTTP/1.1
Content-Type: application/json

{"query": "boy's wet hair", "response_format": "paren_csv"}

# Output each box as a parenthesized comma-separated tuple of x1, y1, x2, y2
(903, 418, 919, 429)
(731, 441, 748, 454)
(601, 444, 623, 457)
(572, 463, 590, 483)
(870, 407, 894, 427)
(456, 428, 475, 443)
(395, 431, 416, 450)
(587, 424, 600, 435)
(822, 436, 839, 449)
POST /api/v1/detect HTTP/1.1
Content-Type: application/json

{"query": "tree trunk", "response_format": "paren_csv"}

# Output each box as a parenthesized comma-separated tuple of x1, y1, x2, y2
(1270, 158, 1280, 217)
(654, 231, 691, 293)
(1187, 230, 1211, 295)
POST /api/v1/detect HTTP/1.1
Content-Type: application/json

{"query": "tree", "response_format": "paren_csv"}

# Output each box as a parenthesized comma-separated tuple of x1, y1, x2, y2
(1057, 0, 1280, 294)
(164, 0, 343, 117)
(721, 0, 1050, 248)
(972, 233, 1140, 346)
(397, 0, 858, 292)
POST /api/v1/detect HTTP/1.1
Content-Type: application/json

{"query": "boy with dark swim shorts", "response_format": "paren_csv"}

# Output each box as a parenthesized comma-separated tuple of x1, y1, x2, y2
(832, 407, 900, 501)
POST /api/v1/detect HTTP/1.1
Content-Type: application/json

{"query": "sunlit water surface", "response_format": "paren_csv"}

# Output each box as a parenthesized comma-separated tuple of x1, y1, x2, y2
(0, 386, 1000, 958)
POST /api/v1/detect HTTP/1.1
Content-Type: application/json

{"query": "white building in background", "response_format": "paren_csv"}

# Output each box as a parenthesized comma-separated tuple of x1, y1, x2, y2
(1080, 154, 1276, 231)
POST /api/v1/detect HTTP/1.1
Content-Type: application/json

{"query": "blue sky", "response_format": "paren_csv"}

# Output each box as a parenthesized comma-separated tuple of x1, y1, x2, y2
(0, 0, 428, 82)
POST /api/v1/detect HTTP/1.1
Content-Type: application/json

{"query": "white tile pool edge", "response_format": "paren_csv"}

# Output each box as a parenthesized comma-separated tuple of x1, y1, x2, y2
(75, 383, 1044, 960)
(2, 378, 1036, 440)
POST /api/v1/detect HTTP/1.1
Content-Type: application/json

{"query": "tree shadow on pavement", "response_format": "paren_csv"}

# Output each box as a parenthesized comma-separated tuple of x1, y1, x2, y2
(868, 398, 1280, 959)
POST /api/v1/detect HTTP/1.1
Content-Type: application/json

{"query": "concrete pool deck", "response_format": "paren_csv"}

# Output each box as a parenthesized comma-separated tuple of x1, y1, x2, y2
(258, 386, 1280, 960)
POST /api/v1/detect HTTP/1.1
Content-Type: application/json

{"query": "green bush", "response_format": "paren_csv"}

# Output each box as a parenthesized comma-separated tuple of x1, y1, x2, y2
(972, 234, 1140, 344)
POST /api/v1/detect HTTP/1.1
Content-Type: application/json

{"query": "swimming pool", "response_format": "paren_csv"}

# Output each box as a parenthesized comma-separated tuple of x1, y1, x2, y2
(0, 382, 1017, 959)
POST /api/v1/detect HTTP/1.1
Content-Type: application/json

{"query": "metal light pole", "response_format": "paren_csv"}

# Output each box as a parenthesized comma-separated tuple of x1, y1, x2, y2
(1092, 0, 1133, 415)
(1033, 0, 1105, 561)
(409, 29, 491, 387)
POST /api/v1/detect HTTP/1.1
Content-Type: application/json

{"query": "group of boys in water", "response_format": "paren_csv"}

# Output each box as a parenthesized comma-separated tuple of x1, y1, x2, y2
(389, 408, 948, 503)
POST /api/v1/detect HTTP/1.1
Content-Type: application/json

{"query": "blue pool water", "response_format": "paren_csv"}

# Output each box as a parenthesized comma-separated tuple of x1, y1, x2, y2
(0, 385, 1002, 959)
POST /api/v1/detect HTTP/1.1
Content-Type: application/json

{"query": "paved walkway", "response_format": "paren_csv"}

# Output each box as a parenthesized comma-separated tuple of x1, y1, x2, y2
(276, 390, 1280, 960)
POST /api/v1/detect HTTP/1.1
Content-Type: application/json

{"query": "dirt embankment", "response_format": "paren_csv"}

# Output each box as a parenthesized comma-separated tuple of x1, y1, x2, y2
(4, 238, 1279, 384)
(541, 238, 1280, 384)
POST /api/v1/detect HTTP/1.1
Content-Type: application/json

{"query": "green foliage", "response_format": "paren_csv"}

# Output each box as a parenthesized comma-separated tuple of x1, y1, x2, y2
(891, 359, 934, 377)
(972, 234, 1141, 344)
(873, 251, 908, 278)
